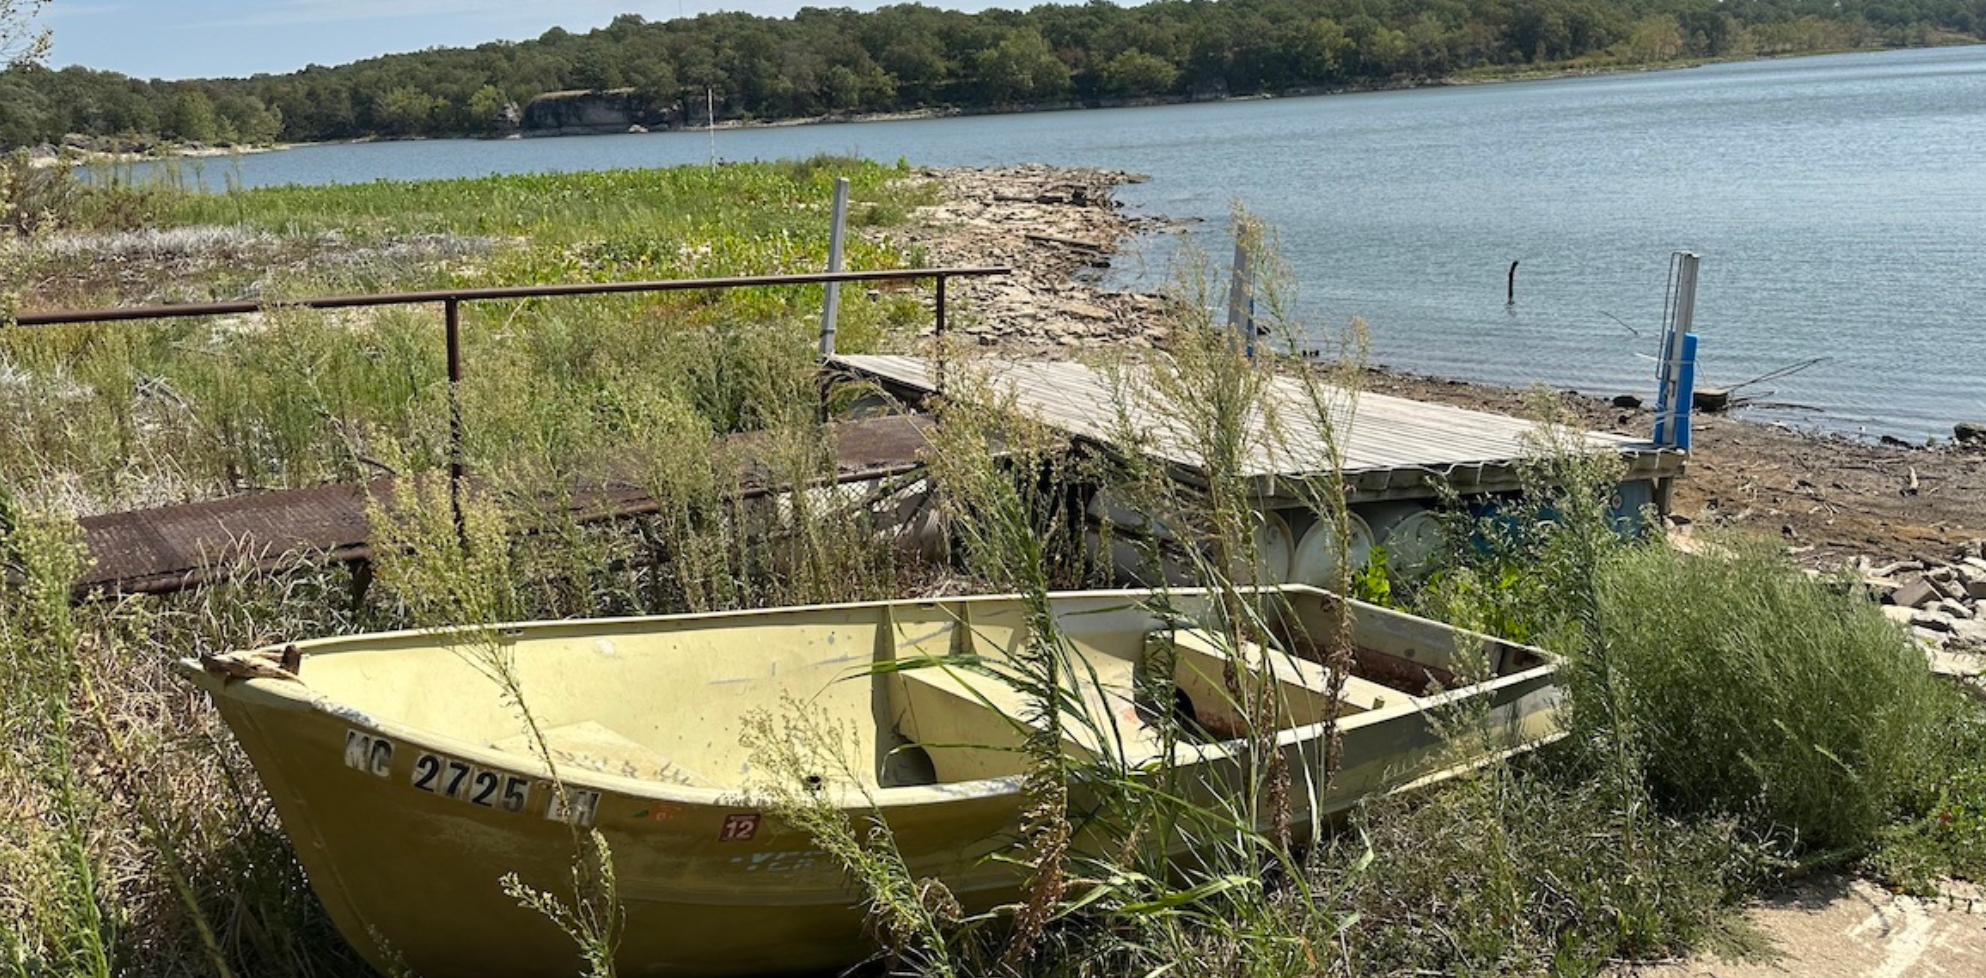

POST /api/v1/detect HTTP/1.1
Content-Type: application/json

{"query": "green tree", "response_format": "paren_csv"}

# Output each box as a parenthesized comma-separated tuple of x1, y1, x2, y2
(1300, 18, 1353, 82)
(1100, 48, 1176, 97)
(568, 45, 623, 90)
(214, 92, 281, 144)
(375, 85, 440, 135)
(165, 89, 218, 142)
(1622, 15, 1685, 62)
(467, 83, 511, 133)
(975, 27, 1070, 103)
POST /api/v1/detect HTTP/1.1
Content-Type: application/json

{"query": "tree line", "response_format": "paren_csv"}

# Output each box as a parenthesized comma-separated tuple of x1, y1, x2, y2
(2, 0, 1980, 149)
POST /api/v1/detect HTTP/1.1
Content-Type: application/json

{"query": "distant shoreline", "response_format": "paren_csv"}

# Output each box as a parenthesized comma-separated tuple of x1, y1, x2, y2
(35, 41, 1980, 167)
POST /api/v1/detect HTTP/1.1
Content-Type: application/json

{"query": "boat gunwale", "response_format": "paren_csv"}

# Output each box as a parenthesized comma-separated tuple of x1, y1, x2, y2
(176, 586, 1560, 809)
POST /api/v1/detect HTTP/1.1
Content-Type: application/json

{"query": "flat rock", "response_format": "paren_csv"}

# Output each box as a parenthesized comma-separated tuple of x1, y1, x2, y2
(1891, 577, 1941, 609)
(1912, 610, 1955, 632)
(1930, 650, 1986, 678)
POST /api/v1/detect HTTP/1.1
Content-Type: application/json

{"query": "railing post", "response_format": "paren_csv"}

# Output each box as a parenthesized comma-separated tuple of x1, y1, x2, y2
(934, 273, 948, 399)
(1227, 237, 1255, 360)
(445, 297, 467, 549)
(818, 177, 849, 357)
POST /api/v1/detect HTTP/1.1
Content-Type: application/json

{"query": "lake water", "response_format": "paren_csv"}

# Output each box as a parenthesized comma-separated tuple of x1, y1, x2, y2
(182, 45, 1986, 440)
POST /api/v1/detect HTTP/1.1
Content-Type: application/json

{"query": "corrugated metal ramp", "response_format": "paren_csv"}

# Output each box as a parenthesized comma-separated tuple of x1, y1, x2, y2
(831, 355, 1682, 503)
(79, 414, 934, 597)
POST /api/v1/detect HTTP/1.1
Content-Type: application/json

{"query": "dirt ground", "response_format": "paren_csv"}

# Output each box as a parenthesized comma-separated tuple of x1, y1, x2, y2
(1614, 877, 1986, 978)
(1360, 368, 1986, 569)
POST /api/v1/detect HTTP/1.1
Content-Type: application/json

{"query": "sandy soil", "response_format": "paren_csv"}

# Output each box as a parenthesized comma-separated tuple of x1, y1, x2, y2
(1360, 368, 1986, 569)
(1613, 877, 1986, 978)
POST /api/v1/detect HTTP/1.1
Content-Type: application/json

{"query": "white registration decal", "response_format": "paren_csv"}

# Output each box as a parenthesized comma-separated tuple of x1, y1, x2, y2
(545, 789, 602, 828)
(410, 751, 533, 815)
(343, 730, 394, 778)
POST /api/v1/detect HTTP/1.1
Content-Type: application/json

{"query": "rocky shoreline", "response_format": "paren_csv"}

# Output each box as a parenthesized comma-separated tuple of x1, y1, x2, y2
(873, 164, 1177, 353)
(899, 163, 1986, 666)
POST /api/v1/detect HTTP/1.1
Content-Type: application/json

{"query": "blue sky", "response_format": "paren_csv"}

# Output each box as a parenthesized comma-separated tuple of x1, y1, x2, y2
(43, 1, 1010, 81)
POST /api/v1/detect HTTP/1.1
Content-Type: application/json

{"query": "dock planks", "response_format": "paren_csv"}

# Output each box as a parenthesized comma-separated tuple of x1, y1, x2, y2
(830, 355, 1683, 503)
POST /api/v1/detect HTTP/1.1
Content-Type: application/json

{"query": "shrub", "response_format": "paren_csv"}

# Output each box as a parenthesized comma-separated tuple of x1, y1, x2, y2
(1589, 540, 1963, 856)
(1327, 761, 1761, 976)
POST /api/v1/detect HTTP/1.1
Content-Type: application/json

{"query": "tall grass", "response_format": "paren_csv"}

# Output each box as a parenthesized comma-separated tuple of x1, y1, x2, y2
(0, 483, 111, 977)
(2, 159, 933, 513)
(1416, 388, 1983, 883)
(2, 489, 377, 978)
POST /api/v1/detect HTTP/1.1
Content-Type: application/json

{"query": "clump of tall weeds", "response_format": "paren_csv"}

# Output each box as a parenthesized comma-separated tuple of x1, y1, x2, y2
(888, 211, 1377, 976)
(366, 473, 624, 977)
(1593, 541, 1967, 857)
(741, 699, 971, 978)
(0, 482, 359, 978)
(1, 482, 113, 977)
(923, 378, 1083, 965)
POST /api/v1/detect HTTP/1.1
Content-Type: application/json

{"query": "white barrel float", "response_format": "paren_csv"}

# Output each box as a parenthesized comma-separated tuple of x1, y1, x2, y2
(1291, 511, 1375, 588)
(1364, 502, 1444, 580)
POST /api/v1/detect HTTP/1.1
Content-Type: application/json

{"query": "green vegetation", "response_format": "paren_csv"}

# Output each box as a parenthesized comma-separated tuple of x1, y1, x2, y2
(3, 0, 1982, 150)
(3, 165, 1984, 978)
(1, 158, 932, 513)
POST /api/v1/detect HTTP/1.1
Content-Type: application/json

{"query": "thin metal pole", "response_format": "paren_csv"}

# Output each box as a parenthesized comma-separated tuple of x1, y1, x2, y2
(1654, 252, 1700, 447)
(444, 298, 467, 549)
(934, 274, 948, 399)
(1227, 237, 1255, 360)
(819, 177, 849, 357)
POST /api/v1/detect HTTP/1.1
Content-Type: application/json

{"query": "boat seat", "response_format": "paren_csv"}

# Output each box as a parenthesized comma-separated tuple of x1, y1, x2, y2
(891, 653, 1170, 783)
(1152, 628, 1397, 737)
(490, 721, 711, 787)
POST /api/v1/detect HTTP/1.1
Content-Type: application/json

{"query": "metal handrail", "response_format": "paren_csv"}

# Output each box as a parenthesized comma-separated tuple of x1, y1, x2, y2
(8, 266, 1008, 326)
(9, 264, 1009, 539)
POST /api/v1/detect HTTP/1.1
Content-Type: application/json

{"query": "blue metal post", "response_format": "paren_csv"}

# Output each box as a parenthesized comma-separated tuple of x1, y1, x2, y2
(1672, 331, 1698, 450)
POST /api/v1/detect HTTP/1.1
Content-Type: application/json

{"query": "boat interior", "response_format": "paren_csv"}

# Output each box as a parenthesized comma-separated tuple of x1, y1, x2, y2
(291, 589, 1543, 792)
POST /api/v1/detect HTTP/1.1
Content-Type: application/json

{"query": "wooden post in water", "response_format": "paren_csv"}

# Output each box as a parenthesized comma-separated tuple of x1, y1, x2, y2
(1507, 260, 1519, 305)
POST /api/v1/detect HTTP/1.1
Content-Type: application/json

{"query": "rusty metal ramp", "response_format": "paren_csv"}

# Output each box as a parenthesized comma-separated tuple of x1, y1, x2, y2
(79, 414, 933, 597)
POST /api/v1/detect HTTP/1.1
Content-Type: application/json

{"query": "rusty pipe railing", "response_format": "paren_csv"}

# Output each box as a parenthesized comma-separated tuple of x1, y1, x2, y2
(10, 265, 1006, 537)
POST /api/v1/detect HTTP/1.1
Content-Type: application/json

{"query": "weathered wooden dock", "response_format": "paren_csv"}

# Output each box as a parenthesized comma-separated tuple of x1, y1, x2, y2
(78, 356, 1687, 597)
(830, 355, 1685, 504)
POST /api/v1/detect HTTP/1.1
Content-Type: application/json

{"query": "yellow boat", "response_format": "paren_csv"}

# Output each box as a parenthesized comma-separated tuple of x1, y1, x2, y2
(182, 586, 1560, 977)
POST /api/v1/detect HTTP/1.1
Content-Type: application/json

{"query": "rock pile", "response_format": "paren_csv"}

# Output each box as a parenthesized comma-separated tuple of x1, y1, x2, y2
(1857, 541, 1986, 686)
(872, 165, 1175, 354)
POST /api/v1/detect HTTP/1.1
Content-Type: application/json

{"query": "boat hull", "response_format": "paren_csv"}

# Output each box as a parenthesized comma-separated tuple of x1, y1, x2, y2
(186, 587, 1560, 977)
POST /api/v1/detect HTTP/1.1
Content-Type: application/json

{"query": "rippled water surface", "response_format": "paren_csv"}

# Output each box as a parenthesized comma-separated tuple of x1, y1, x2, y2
(189, 45, 1986, 438)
